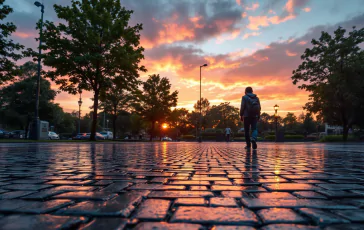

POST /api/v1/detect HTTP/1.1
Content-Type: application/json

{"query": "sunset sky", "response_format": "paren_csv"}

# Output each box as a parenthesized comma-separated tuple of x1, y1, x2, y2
(5, 0, 364, 116)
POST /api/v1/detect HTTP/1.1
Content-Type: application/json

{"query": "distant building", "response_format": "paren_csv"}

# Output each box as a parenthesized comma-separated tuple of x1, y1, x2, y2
(325, 123, 343, 135)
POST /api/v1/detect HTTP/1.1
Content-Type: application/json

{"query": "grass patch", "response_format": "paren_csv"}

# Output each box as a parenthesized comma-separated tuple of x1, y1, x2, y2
(319, 135, 357, 142)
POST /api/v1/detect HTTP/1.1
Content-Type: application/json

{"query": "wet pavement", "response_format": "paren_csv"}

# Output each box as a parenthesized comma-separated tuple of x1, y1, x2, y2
(0, 142, 363, 229)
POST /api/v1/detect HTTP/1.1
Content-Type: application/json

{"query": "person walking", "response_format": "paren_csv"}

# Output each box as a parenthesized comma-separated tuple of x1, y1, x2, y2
(240, 87, 261, 150)
(225, 127, 232, 142)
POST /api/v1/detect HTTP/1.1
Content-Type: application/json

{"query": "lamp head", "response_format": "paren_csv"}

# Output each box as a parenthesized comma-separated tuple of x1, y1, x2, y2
(78, 100, 82, 106)
(274, 104, 279, 111)
(34, 1, 43, 7)
(202, 64, 208, 67)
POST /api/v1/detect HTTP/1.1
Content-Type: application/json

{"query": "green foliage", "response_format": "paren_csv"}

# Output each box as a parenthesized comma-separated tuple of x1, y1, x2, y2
(265, 135, 275, 140)
(135, 74, 178, 140)
(168, 108, 190, 137)
(38, 0, 145, 140)
(292, 26, 364, 141)
(320, 135, 357, 142)
(0, 76, 57, 132)
(207, 102, 240, 130)
(0, 0, 23, 84)
(194, 97, 210, 116)
(181, 135, 195, 140)
(285, 135, 304, 140)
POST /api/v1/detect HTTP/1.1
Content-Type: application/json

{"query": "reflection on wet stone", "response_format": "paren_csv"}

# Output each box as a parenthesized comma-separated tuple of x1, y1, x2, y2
(171, 206, 259, 225)
(0, 142, 364, 228)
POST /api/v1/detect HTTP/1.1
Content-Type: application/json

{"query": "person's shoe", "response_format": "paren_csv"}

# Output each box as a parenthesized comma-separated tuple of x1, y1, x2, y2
(252, 139, 257, 150)
(244, 146, 251, 150)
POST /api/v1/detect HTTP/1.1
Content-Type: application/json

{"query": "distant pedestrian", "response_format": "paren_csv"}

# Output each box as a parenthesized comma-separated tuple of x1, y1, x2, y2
(240, 87, 261, 150)
(225, 127, 232, 142)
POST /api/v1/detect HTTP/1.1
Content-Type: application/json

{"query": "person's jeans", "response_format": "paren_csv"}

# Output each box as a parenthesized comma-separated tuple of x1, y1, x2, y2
(244, 117, 258, 147)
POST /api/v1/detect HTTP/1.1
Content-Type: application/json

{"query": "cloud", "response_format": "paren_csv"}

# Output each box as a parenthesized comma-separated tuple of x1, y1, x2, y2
(246, 14, 295, 30)
(302, 7, 311, 12)
(242, 31, 261, 39)
(297, 41, 307, 45)
(285, 50, 297, 56)
(245, 3, 260, 11)
(246, 0, 310, 31)
(123, 0, 246, 48)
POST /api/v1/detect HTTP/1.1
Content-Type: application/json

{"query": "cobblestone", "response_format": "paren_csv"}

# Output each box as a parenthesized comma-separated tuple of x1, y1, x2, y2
(0, 142, 363, 229)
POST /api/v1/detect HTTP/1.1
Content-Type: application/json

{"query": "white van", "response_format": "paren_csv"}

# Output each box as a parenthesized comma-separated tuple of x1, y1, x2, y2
(100, 131, 113, 140)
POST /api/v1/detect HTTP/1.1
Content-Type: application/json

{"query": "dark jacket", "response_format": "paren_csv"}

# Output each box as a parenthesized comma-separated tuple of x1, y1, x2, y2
(240, 93, 261, 117)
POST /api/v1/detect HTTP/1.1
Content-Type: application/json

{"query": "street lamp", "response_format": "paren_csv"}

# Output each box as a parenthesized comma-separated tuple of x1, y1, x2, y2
(274, 104, 279, 142)
(30, 1, 45, 140)
(107, 119, 109, 130)
(199, 63, 208, 142)
(78, 92, 82, 134)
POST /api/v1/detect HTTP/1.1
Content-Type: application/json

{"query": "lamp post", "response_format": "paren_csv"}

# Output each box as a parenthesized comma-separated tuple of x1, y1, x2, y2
(274, 104, 279, 142)
(107, 119, 109, 130)
(30, 1, 44, 140)
(78, 92, 82, 134)
(199, 63, 208, 142)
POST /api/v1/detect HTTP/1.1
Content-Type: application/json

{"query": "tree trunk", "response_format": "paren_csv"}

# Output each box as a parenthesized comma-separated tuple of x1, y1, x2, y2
(90, 89, 99, 141)
(343, 125, 349, 142)
(150, 121, 155, 141)
(113, 114, 116, 140)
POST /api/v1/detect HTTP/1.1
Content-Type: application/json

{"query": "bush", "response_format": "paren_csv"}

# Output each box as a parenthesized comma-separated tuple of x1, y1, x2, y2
(204, 128, 216, 133)
(59, 133, 73, 139)
(234, 133, 245, 137)
(320, 135, 357, 142)
(216, 129, 223, 134)
(201, 132, 216, 137)
(203, 136, 216, 140)
(181, 135, 195, 140)
(265, 135, 275, 140)
(285, 135, 304, 140)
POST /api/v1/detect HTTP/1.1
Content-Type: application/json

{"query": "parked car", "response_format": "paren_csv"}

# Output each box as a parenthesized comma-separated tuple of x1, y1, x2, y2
(96, 132, 105, 140)
(9, 130, 25, 139)
(72, 133, 87, 140)
(161, 136, 172, 141)
(100, 131, 113, 140)
(0, 129, 10, 139)
(72, 132, 105, 140)
(48, 131, 60, 140)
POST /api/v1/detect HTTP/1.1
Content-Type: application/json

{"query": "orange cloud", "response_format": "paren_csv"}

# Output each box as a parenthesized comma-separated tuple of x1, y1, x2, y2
(216, 29, 241, 44)
(236, 0, 242, 6)
(14, 32, 33, 38)
(285, 50, 297, 56)
(298, 41, 307, 45)
(285, 0, 295, 14)
(302, 7, 311, 12)
(245, 3, 260, 11)
(242, 32, 261, 39)
(247, 14, 295, 30)
(241, 12, 247, 18)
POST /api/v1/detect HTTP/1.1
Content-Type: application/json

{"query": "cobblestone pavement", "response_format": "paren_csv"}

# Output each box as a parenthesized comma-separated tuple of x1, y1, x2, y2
(0, 142, 364, 230)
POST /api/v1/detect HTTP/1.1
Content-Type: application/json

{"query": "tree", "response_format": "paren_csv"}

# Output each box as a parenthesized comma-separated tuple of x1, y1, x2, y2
(292, 27, 364, 141)
(19, 61, 38, 80)
(39, 0, 146, 140)
(283, 112, 297, 130)
(0, 0, 23, 84)
(99, 83, 135, 140)
(302, 113, 317, 134)
(135, 74, 178, 141)
(193, 97, 210, 116)
(168, 108, 189, 138)
(0, 76, 57, 136)
(259, 112, 272, 132)
(207, 102, 240, 130)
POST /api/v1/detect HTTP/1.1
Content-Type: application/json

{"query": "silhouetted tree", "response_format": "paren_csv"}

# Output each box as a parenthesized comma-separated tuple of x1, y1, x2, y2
(292, 27, 364, 141)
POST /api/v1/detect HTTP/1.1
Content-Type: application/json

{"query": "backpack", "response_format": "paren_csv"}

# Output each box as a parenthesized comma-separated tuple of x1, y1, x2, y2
(247, 96, 260, 117)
